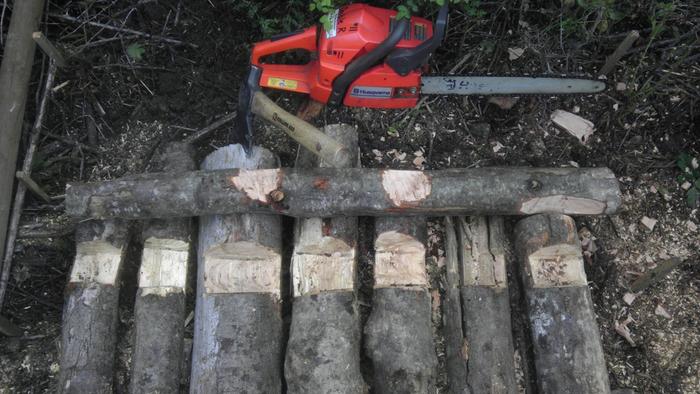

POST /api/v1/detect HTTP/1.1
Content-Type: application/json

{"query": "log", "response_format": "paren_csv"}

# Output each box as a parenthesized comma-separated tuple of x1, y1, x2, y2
(190, 144, 284, 393)
(285, 124, 365, 393)
(58, 219, 129, 393)
(0, 0, 44, 305)
(515, 214, 610, 394)
(66, 167, 622, 219)
(130, 143, 195, 394)
(364, 217, 438, 393)
(442, 216, 468, 393)
(457, 216, 518, 393)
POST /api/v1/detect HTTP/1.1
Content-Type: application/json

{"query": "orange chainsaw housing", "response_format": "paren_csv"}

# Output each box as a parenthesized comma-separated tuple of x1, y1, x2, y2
(250, 4, 433, 108)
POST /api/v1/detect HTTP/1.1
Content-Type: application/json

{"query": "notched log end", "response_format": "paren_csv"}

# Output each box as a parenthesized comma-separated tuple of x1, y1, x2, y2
(292, 237, 356, 297)
(203, 241, 282, 297)
(374, 230, 427, 288)
(70, 240, 124, 285)
(138, 237, 190, 295)
(229, 168, 282, 204)
(525, 245, 587, 288)
(381, 170, 431, 208)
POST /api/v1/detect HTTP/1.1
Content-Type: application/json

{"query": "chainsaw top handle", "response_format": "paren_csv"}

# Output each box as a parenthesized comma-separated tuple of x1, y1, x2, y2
(326, 18, 409, 106)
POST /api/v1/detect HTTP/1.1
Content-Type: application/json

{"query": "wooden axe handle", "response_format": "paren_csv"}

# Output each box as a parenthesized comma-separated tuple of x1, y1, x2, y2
(251, 91, 351, 167)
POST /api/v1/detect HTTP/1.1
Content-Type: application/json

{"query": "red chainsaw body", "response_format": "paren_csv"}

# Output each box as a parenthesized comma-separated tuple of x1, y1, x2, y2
(250, 4, 433, 108)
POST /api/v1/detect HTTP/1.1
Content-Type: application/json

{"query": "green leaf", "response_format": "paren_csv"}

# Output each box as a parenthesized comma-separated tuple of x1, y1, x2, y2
(396, 5, 410, 20)
(320, 14, 332, 31)
(126, 43, 145, 62)
(687, 187, 699, 208)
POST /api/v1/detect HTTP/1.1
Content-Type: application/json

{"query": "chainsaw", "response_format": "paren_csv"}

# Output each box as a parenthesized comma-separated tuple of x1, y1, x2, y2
(235, 3, 605, 164)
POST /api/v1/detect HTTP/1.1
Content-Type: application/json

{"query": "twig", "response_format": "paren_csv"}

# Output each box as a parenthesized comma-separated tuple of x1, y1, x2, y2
(185, 112, 237, 144)
(15, 171, 51, 203)
(50, 13, 192, 47)
(597, 30, 640, 77)
(0, 60, 57, 310)
(32, 32, 67, 67)
(629, 257, 686, 293)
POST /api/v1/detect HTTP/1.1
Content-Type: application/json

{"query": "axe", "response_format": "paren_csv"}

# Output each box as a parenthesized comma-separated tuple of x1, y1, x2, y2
(234, 65, 351, 167)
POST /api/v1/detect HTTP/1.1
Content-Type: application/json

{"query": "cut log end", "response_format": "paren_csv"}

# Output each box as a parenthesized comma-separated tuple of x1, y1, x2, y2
(203, 241, 282, 297)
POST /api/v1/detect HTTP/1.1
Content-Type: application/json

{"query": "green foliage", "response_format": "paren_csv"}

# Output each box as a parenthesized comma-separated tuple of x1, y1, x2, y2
(676, 153, 700, 208)
(126, 43, 145, 62)
(228, 0, 309, 38)
(649, 2, 676, 40)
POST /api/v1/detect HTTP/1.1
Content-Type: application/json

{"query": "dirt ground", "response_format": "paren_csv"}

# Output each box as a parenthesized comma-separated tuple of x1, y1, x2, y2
(0, 0, 698, 393)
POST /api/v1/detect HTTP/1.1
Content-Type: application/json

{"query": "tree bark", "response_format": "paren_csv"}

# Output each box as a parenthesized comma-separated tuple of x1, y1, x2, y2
(130, 143, 195, 394)
(0, 0, 44, 302)
(515, 214, 610, 394)
(364, 217, 438, 393)
(285, 124, 365, 394)
(66, 167, 621, 219)
(58, 220, 129, 394)
(189, 144, 284, 393)
(457, 216, 518, 394)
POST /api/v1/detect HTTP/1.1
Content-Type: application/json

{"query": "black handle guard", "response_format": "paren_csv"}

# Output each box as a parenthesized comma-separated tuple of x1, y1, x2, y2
(385, 2, 449, 76)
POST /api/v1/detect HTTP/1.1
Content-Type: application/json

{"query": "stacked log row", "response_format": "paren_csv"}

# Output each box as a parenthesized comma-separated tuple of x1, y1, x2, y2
(515, 214, 610, 393)
(190, 145, 284, 393)
(130, 143, 195, 393)
(285, 125, 365, 393)
(458, 216, 518, 393)
(365, 216, 438, 392)
(58, 220, 129, 393)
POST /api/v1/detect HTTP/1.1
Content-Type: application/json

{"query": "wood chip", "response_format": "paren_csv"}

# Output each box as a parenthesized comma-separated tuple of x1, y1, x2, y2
(641, 216, 657, 231)
(550, 110, 595, 144)
(508, 47, 525, 60)
(655, 304, 672, 319)
(623, 292, 637, 305)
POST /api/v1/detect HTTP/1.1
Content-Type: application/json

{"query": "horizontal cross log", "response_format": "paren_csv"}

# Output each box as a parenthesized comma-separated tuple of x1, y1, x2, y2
(66, 164, 621, 219)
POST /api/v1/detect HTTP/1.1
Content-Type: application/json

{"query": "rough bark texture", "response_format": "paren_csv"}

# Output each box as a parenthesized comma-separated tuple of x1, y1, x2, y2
(0, 0, 44, 297)
(515, 214, 611, 394)
(190, 145, 283, 394)
(365, 217, 438, 393)
(458, 216, 518, 394)
(285, 124, 365, 393)
(442, 217, 468, 394)
(58, 220, 129, 394)
(130, 143, 195, 394)
(66, 167, 622, 219)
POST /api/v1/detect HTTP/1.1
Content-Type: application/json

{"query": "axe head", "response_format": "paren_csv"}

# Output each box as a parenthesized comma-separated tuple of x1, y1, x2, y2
(234, 65, 262, 154)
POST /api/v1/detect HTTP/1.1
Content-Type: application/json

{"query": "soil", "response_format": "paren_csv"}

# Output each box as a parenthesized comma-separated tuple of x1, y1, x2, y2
(0, 1, 698, 393)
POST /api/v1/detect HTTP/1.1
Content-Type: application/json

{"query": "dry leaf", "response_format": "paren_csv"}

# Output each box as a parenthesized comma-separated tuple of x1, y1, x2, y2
(623, 292, 637, 306)
(413, 156, 426, 168)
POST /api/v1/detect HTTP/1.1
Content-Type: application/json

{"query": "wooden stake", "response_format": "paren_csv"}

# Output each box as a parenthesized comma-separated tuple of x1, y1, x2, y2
(0, 60, 57, 309)
(65, 167, 622, 219)
(365, 217, 438, 392)
(130, 143, 195, 394)
(0, 0, 44, 307)
(457, 216, 518, 393)
(58, 220, 129, 393)
(442, 216, 468, 393)
(285, 124, 365, 393)
(190, 144, 283, 393)
(515, 214, 610, 393)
